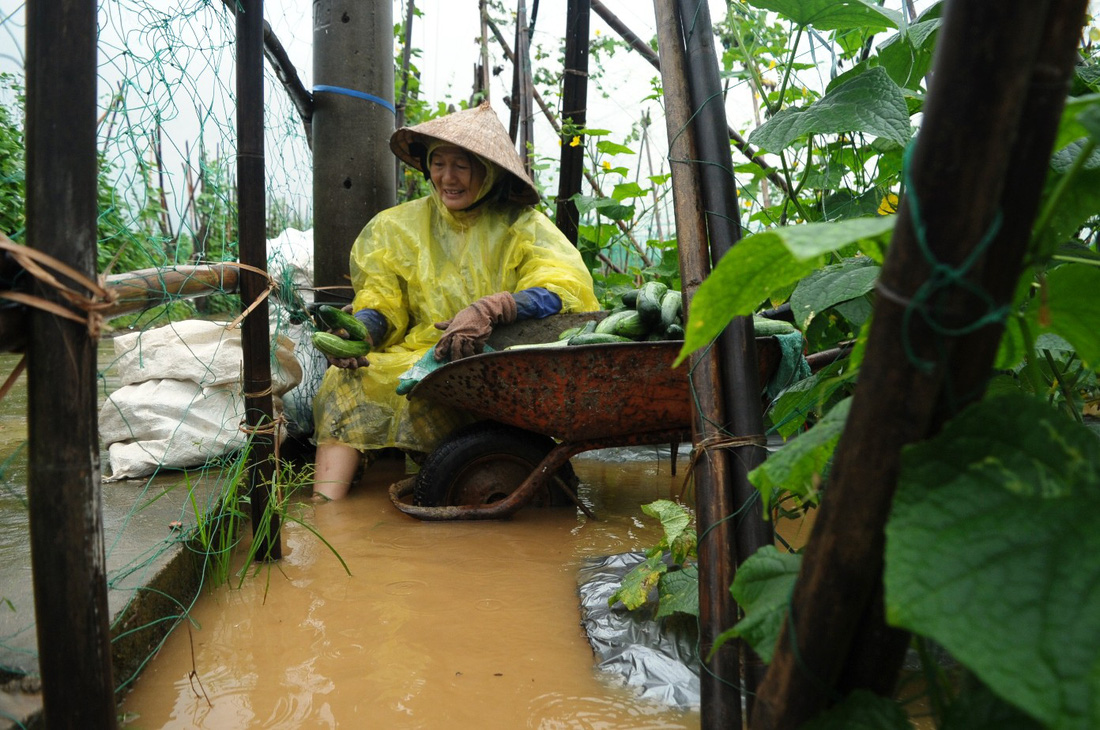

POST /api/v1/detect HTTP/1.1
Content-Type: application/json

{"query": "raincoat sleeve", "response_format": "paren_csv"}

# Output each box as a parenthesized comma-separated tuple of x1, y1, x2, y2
(509, 209, 601, 313)
(347, 208, 412, 348)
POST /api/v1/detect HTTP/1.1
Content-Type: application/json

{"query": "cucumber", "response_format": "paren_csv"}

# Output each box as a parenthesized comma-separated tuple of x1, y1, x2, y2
(312, 331, 371, 359)
(316, 305, 369, 341)
(621, 288, 640, 308)
(568, 333, 633, 346)
(752, 315, 798, 336)
(594, 310, 648, 339)
(557, 326, 583, 341)
(664, 323, 685, 340)
(658, 290, 683, 331)
(636, 281, 668, 325)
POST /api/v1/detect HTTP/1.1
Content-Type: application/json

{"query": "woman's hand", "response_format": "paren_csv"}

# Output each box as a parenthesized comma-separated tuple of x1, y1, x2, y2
(326, 353, 371, 370)
(434, 292, 517, 361)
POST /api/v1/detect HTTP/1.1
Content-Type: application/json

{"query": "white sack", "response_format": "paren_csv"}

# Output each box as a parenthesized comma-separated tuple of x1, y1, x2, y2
(101, 320, 302, 480)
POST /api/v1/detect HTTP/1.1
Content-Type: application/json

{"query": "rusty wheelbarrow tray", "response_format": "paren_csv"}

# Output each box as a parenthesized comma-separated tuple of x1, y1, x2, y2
(388, 337, 783, 521)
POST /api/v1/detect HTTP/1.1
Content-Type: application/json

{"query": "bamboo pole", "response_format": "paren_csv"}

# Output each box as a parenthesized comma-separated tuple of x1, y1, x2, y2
(554, 0, 591, 244)
(25, 0, 117, 723)
(653, 3, 739, 728)
(237, 0, 281, 562)
(749, 2, 1082, 727)
(840, 0, 1090, 698)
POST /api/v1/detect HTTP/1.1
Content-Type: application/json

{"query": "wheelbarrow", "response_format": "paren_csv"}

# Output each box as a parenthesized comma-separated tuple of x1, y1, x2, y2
(388, 332, 784, 521)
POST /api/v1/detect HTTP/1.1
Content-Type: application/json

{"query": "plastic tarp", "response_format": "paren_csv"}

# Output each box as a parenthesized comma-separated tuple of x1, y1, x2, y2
(99, 320, 302, 480)
(577, 552, 701, 711)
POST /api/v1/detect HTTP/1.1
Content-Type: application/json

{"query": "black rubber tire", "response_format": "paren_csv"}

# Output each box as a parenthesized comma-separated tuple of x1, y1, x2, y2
(413, 422, 578, 508)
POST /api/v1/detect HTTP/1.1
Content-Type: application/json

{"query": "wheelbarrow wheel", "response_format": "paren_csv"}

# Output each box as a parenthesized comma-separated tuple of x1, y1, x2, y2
(414, 422, 578, 508)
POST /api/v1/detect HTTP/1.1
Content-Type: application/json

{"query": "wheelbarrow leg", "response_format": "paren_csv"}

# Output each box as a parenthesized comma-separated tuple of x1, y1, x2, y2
(389, 441, 589, 521)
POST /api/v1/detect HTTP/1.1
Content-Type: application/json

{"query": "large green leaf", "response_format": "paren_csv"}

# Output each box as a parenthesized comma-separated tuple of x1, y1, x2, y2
(885, 392, 1100, 730)
(745, 0, 899, 32)
(1044, 264, 1100, 370)
(722, 545, 802, 663)
(748, 67, 911, 153)
(800, 690, 911, 730)
(655, 565, 700, 619)
(790, 257, 880, 330)
(751, 397, 851, 510)
(679, 216, 895, 364)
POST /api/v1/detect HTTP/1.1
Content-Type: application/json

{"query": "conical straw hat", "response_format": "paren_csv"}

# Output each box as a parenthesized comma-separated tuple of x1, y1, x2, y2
(390, 101, 540, 206)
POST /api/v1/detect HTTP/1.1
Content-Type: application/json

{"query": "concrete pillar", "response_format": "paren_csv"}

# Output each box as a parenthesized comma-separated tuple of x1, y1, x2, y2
(312, 0, 396, 297)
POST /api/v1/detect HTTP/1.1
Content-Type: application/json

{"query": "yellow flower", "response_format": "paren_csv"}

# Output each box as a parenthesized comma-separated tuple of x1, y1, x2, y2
(1091, 27, 1100, 41)
(570, 136, 581, 147)
(602, 160, 611, 171)
(595, 29, 601, 36)
(878, 192, 899, 215)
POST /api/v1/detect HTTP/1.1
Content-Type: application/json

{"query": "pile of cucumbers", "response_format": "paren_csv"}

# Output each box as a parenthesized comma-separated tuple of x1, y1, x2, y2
(311, 304, 372, 359)
(562, 281, 683, 346)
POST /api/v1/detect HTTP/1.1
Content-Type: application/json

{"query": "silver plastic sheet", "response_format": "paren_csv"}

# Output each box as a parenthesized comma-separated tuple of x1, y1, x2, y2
(577, 552, 700, 711)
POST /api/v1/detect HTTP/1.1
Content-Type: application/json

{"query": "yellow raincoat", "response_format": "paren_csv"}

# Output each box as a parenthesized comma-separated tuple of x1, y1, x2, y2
(313, 189, 600, 454)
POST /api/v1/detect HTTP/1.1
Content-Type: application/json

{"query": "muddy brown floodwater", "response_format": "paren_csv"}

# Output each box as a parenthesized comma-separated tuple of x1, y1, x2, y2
(119, 450, 714, 729)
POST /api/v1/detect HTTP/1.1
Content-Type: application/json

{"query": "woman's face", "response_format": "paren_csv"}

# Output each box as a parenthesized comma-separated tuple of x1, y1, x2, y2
(429, 146, 487, 211)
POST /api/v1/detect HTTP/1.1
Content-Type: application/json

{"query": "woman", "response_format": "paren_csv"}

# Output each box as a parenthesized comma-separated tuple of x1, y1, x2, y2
(312, 102, 600, 500)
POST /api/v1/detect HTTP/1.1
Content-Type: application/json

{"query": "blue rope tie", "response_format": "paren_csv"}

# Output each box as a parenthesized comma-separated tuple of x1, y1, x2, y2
(313, 85, 396, 115)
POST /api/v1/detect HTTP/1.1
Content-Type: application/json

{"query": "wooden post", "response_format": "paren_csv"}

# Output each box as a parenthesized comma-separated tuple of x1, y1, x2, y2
(508, 0, 527, 143)
(312, 0, 396, 296)
(25, 0, 118, 724)
(678, 0, 774, 719)
(750, 2, 1086, 727)
(237, 0, 281, 561)
(554, 0, 591, 244)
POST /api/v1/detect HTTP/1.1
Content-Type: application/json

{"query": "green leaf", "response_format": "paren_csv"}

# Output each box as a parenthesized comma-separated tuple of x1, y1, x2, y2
(877, 18, 940, 90)
(790, 257, 880, 330)
(1044, 264, 1100, 370)
(678, 217, 895, 364)
(655, 565, 700, 619)
(885, 392, 1100, 730)
(751, 398, 852, 510)
(941, 678, 1045, 730)
(799, 690, 911, 730)
(1052, 94, 1100, 151)
(725, 545, 802, 663)
(745, 0, 900, 32)
(609, 554, 667, 611)
(1036, 140, 1100, 258)
(767, 359, 856, 438)
(611, 181, 648, 201)
(595, 140, 635, 156)
(748, 67, 911, 153)
(592, 197, 635, 221)
(641, 499, 694, 560)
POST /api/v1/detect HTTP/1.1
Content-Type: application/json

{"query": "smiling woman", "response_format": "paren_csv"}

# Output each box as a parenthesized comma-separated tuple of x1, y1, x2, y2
(310, 101, 601, 501)
(428, 146, 487, 211)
